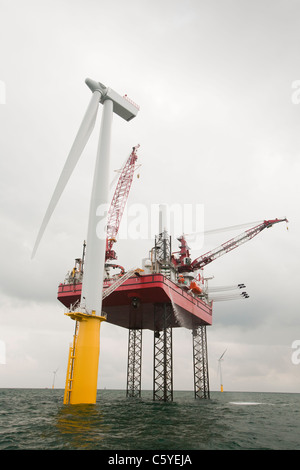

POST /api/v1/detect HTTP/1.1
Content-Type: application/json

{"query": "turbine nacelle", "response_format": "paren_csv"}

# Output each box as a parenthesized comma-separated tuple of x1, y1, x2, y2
(85, 78, 139, 122)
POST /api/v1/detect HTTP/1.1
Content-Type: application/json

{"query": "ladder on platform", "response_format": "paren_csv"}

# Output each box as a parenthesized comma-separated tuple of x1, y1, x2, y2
(102, 267, 140, 300)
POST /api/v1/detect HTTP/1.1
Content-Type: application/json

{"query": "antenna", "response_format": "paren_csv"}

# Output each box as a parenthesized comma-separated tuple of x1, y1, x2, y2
(218, 349, 227, 392)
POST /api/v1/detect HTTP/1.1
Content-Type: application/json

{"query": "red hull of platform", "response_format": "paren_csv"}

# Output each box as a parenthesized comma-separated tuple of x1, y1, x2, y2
(57, 274, 212, 330)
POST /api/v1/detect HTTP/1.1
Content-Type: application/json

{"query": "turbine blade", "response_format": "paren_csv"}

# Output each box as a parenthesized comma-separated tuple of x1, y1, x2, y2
(31, 90, 101, 258)
(219, 348, 227, 361)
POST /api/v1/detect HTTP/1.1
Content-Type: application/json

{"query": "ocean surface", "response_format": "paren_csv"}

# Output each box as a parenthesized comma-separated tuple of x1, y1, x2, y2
(0, 388, 299, 451)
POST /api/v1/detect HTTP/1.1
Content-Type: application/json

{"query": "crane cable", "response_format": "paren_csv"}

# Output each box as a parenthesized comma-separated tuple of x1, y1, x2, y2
(184, 220, 264, 240)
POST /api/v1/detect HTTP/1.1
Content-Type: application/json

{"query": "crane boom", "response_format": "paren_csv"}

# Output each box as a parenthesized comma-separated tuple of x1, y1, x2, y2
(105, 145, 140, 261)
(174, 218, 288, 272)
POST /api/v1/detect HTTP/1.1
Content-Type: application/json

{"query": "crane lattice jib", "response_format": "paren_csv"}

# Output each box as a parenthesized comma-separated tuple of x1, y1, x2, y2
(105, 146, 139, 260)
(190, 218, 288, 271)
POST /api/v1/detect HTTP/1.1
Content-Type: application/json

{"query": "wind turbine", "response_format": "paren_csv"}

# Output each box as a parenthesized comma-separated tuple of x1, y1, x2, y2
(32, 78, 139, 404)
(52, 367, 59, 389)
(218, 349, 227, 392)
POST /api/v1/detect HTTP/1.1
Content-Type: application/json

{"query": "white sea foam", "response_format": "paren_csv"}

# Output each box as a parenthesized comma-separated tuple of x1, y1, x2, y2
(229, 402, 263, 406)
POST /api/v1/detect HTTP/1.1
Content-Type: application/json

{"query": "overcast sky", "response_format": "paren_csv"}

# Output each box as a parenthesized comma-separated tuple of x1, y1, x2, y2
(0, 0, 299, 393)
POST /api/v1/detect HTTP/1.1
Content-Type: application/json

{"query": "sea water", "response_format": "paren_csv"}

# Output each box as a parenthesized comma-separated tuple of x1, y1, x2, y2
(0, 388, 299, 450)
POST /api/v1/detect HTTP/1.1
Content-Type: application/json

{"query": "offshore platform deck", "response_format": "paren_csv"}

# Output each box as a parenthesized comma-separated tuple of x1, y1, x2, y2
(58, 264, 212, 402)
(57, 217, 214, 402)
(57, 213, 287, 402)
(58, 272, 212, 330)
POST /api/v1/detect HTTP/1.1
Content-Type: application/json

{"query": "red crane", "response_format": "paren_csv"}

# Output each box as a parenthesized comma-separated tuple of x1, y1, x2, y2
(105, 145, 140, 262)
(173, 218, 288, 273)
(64, 145, 140, 284)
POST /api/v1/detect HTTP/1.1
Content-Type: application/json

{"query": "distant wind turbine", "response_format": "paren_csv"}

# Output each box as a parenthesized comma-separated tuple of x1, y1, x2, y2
(52, 367, 59, 389)
(218, 349, 227, 392)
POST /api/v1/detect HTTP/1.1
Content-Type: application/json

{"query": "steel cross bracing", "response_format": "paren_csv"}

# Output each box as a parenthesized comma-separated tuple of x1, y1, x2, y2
(153, 303, 173, 402)
(192, 326, 210, 399)
(155, 232, 172, 264)
(154, 231, 172, 279)
(126, 328, 142, 398)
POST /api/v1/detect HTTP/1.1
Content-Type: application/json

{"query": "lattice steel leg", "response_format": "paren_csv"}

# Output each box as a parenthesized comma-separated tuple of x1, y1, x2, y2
(126, 328, 142, 398)
(153, 303, 173, 402)
(193, 325, 210, 399)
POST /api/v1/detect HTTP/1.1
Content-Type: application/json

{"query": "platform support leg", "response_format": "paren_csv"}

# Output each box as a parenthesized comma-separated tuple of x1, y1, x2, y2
(126, 328, 142, 398)
(153, 303, 173, 402)
(192, 325, 210, 399)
